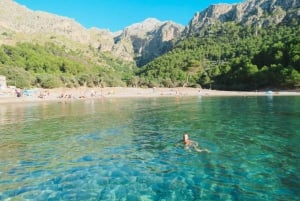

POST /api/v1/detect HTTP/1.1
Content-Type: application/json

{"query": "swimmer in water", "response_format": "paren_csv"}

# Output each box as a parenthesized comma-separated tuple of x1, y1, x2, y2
(183, 134, 210, 153)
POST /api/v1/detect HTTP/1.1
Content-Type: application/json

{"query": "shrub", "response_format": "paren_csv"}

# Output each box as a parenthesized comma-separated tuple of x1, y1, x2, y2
(36, 74, 63, 88)
(0, 65, 33, 88)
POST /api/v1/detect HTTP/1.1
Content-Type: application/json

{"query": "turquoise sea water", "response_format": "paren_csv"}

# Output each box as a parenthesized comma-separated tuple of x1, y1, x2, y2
(0, 96, 299, 200)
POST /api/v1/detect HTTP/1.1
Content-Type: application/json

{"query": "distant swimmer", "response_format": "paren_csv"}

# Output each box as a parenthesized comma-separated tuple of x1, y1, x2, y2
(183, 134, 210, 153)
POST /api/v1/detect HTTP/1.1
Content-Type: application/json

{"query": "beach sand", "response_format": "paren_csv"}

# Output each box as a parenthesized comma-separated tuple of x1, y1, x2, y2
(0, 87, 299, 104)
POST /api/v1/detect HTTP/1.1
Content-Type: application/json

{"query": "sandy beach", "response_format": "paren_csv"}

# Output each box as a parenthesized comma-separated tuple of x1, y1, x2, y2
(0, 87, 299, 104)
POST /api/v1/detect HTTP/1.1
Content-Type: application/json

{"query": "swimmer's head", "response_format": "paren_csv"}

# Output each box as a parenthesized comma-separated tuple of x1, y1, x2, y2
(183, 134, 189, 141)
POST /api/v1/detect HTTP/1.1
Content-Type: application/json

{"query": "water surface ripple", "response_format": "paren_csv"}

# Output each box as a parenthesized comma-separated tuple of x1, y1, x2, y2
(0, 97, 299, 200)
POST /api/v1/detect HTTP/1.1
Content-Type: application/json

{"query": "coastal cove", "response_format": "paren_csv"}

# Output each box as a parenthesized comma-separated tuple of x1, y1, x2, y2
(0, 96, 299, 200)
(0, 0, 299, 199)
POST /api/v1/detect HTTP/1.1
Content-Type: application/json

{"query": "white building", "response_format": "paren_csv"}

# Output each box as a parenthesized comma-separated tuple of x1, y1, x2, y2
(0, 75, 7, 89)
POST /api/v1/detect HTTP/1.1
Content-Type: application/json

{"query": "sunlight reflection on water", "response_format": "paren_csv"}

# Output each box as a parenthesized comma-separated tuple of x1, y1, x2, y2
(0, 97, 299, 200)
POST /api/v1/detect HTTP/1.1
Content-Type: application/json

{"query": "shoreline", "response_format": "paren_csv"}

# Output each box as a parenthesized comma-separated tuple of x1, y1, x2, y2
(0, 87, 300, 104)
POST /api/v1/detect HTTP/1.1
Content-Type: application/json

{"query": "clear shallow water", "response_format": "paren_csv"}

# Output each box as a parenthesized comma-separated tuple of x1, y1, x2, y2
(0, 96, 299, 201)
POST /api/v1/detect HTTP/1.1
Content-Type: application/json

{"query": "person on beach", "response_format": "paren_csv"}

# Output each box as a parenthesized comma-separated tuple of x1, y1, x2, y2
(15, 88, 22, 97)
(183, 134, 210, 153)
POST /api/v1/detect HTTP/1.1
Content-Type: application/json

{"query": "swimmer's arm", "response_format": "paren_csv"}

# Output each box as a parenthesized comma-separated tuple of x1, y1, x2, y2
(191, 141, 210, 153)
(194, 146, 210, 153)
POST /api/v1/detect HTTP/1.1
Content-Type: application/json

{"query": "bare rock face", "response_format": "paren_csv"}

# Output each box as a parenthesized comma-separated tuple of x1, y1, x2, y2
(159, 21, 183, 42)
(104, 18, 165, 62)
(89, 28, 115, 51)
(111, 18, 184, 64)
(133, 21, 184, 66)
(185, 0, 300, 35)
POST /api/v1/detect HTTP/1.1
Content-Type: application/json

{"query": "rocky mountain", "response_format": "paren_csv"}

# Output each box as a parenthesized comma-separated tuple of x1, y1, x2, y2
(184, 0, 300, 35)
(0, 0, 183, 65)
(0, 0, 299, 68)
(111, 18, 183, 66)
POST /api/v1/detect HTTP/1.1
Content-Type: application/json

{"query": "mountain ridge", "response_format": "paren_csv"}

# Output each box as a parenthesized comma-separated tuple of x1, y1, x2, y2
(2, 0, 298, 65)
(0, 0, 183, 64)
(184, 0, 300, 35)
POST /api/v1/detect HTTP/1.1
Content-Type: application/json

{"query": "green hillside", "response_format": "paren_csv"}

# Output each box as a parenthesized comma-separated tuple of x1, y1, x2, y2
(138, 22, 300, 90)
(0, 42, 135, 88)
(0, 22, 299, 90)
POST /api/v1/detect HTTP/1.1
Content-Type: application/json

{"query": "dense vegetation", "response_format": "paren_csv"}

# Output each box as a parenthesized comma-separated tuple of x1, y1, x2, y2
(0, 21, 299, 90)
(138, 22, 300, 90)
(0, 42, 135, 88)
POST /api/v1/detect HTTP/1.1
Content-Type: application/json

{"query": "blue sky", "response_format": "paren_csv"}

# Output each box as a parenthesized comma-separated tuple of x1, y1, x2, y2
(15, 0, 243, 32)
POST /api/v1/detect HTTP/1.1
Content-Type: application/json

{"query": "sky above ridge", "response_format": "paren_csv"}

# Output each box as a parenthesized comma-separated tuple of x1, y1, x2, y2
(14, 0, 243, 32)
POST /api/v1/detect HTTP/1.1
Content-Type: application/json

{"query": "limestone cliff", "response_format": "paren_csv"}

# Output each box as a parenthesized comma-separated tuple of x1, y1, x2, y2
(108, 18, 183, 65)
(184, 0, 300, 35)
